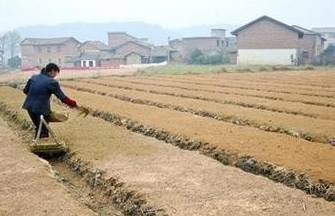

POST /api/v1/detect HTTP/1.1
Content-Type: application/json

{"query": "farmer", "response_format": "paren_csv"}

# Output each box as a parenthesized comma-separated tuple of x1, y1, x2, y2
(22, 63, 83, 138)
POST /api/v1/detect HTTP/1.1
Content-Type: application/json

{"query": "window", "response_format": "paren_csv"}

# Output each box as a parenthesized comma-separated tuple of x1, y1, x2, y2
(302, 51, 309, 58)
(47, 47, 51, 53)
(221, 40, 225, 47)
(216, 40, 220, 47)
(298, 33, 304, 39)
(89, 60, 94, 67)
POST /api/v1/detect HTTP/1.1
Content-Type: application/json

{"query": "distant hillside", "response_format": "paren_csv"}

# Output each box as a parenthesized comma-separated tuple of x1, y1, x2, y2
(16, 22, 237, 45)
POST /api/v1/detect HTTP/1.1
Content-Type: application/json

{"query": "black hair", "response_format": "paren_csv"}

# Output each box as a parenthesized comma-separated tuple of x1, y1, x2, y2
(41, 63, 60, 74)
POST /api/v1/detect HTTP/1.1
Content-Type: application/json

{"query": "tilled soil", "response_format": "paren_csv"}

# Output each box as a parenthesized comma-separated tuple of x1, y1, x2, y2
(134, 75, 335, 97)
(187, 71, 335, 87)
(0, 118, 96, 216)
(104, 77, 335, 107)
(84, 78, 335, 120)
(63, 81, 335, 143)
(1, 87, 335, 215)
(54, 87, 335, 183)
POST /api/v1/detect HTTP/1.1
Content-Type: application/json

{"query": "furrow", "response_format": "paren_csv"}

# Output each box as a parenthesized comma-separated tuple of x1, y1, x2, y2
(63, 83, 333, 144)
(79, 79, 322, 119)
(131, 76, 335, 98)
(108, 78, 335, 108)
(0, 95, 164, 216)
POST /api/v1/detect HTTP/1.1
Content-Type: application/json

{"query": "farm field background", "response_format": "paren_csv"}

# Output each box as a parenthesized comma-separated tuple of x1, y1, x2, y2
(60, 70, 335, 184)
(1, 68, 335, 215)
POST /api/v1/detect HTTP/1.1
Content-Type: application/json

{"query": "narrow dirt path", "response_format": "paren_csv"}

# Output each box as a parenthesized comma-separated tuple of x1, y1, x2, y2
(0, 118, 97, 216)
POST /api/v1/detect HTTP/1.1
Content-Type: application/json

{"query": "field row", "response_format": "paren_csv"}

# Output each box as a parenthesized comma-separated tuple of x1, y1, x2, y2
(0, 118, 96, 216)
(51, 84, 335, 183)
(106, 77, 335, 107)
(156, 72, 335, 91)
(132, 75, 335, 97)
(185, 71, 335, 87)
(63, 80, 335, 144)
(81, 78, 335, 121)
(2, 86, 335, 213)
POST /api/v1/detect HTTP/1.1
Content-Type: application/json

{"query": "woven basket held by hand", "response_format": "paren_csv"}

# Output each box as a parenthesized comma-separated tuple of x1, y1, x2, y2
(49, 112, 68, 122)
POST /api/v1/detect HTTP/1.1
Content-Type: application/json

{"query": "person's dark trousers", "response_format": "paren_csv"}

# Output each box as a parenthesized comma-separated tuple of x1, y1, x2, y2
(27, 111, 50, 138)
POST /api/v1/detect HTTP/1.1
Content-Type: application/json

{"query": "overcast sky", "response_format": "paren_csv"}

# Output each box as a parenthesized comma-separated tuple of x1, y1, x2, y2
(0, 0, 334, 32)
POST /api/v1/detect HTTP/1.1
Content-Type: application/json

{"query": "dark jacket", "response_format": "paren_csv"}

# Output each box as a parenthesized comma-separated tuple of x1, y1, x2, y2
(22, 73, 66, 115)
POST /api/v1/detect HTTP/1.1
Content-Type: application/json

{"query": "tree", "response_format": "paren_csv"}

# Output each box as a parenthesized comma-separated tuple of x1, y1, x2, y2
(189, 49, 204, 64)
(189, 49, 225, 65)
(2, 31, 21, 59)
(315, 45, 335, 65)
(8, 56, 21, 68)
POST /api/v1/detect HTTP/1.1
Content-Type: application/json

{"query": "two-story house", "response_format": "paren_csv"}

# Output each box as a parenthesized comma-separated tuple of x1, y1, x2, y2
(20, 37, 80, 69)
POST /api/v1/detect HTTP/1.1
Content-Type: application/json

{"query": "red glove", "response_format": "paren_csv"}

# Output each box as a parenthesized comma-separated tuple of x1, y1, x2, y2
(63, 97, 77, 108)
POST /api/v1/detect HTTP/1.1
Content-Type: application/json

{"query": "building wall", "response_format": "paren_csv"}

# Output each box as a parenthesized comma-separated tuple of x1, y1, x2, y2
(238, 49, 297, 65)
(181, 38, 222, 55)
(235, 19, 323, 64)
(21, 40, 80, 69)
(312, 28, 335, 48)
(116, 42, 151, 57)
(21, 45, 37, 68)
(80, 42, 105, 53)
(297, 34, 323, 64)
(236, 19, 300, 49)
(100, 58, 123, 67)
(108, 33, 136, 48)
(172, 37, 224, 62)
(125, 53, 142, 64)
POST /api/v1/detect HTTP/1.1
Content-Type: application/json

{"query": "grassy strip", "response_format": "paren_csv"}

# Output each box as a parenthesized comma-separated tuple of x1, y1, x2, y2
(79, 80, 318, 119)
(63, 84, 330, 144)
(0, 101, 165, 216)
(136, 64, 316, 75)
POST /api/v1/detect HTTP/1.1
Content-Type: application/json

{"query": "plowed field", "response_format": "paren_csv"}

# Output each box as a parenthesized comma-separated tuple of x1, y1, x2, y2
(1, 70, 335, 214)
(1, 86, 335, 215)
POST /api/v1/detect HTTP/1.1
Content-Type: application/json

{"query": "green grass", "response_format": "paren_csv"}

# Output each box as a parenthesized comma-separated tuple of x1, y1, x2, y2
(135, 64, 329, 75)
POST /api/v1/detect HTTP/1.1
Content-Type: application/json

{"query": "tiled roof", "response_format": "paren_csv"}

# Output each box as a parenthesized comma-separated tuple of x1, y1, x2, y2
(80, 41, 109, 50)
(231, 16, 304, 35)
(151, 46, 171, 57)
(291, 25, 319, 35)
(20, 37, 80, 46)
(312, 27, 335, 33)
(70, 51, 123, 61)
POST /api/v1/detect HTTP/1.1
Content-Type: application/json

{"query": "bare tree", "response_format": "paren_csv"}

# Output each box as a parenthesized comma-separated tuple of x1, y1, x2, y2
(0, 37, 4, 67)
(2, 30, 21, 58)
